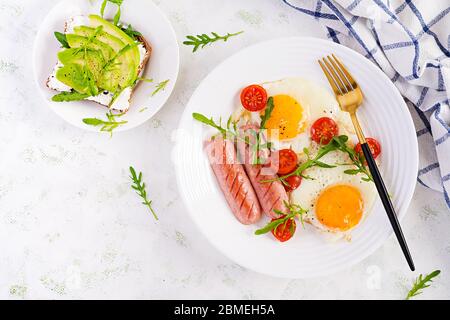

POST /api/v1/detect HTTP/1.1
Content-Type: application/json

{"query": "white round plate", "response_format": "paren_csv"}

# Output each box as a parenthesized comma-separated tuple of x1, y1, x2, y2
(33, 0, 179, 132)
(175, 37, 418, 278)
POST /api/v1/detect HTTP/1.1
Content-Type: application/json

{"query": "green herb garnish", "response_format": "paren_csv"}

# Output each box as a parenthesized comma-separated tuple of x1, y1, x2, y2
(193, 112, 267, 165)
(100, 0, 123, 25)
(260, 97, 274, 130)
(82, 111, 127, 136)
(255, 202, 307, 235)
(406, 270, 441, 300)
(121, 24, 142, 40)
(151, 79, 170, 96)
(103, 43, 138, 73)
(262, 135, 372, 185)
(54, 32, 70, 48)
(193, 99, 274, 165)
(133, 77, 153, 87)
(262, 137, 342, 184)
(193, 112, 231, 136)
(331, 136, 373, 182)
(245, 128, 272, 165)
(183, 31, 244, 52)
(129, 166, 158, 220)
(248, 97, 275, 164)
(52, 91, 90, 102)
(138, 77, 153, 83)
(72, 26, 103, 55)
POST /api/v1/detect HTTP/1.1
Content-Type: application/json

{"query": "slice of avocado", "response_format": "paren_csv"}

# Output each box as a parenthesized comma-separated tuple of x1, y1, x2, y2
(58, 48, 105, 82)
(73, 24, 138, 90)
(97, 45, 138, 92)
(56, 63, 98, 96)
(73, 26, 125, 53)
(66, 34, 114, 61)
(89, 15, 140, 65)
(71, 27, 125, 92)
(89, 15, 140, 87)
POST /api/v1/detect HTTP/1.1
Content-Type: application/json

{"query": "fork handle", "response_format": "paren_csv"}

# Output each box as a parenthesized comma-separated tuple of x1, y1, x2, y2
(361, 143, 415, 271)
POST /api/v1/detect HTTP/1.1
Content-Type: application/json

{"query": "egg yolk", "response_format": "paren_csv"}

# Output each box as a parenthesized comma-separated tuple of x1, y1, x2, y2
(263, 94, 304, 140)
(315, 184, 364, 231)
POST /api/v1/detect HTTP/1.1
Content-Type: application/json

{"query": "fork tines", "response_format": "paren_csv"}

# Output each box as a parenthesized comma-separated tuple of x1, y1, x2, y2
(318, 54, 357, 95)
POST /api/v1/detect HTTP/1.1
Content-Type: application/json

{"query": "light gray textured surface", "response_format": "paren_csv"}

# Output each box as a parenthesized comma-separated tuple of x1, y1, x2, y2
(0, 0, 449, 299)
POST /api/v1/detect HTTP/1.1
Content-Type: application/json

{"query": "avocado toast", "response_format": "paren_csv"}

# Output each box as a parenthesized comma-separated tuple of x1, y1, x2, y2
(47, 14, 152, 113)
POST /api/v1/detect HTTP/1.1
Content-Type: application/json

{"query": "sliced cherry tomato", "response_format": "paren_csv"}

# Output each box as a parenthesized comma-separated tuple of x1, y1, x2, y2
(284, 175, 302, 192)
(263, 149, 298, 175)
(271, 217, 296, 242)
(355, 137, 381, 160)
(240, 85, 268, 112)
(277, 149, 298, 175)
(310, 117, 339, 145)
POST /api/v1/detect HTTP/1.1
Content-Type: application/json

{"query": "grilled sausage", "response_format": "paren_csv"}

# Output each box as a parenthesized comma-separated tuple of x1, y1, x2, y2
(205, 138, 262, 225)
(237, 125, 289, 219)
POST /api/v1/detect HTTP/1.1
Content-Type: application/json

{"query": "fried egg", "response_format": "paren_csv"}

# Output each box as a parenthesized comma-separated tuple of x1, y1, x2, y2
(291, 146, 377, 241)
(237, 78, 354, 153)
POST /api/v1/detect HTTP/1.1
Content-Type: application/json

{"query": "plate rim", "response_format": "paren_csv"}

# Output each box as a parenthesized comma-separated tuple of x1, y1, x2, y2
(32, 0, 180, 133)
(175, 36, 419, 278)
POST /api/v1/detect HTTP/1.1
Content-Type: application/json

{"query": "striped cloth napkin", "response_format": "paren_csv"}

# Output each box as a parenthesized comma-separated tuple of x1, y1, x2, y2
(283, 0, 450, 208)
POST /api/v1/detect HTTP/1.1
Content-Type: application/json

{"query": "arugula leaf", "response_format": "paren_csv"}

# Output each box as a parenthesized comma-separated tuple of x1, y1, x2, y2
(262, 135, 373, 184)
(193, 110, 273, 165)
(82, 111, 127, 137)
(100, 0, 124, 25)
(52, 91, 89, 102)
(54, 32, 70, 48)
(331, 136, 373, 182)
(192, 113, 227, 135)
(100, 0, 107, 17)
(192, 112, 252, 145)
(344, 169, 361, 175)
(82, 118, 104, 126)
(113, 6, 121, 25)
(121, 24, 142, 40)
(406, 270, 441, 300)
(314, 161, 335, 169)
(239, 97, 276, 165)
(129, 166, 158, 220)
(183, 31, 244, 52)
(137, 77, 153, 83)
(84, 66, 99, 97)
(151, 79, 170, 96)
(131, 76, 153, 88)
(260, 97, 274, 129)
(255, 202, 307, 236)
(103, 43, 138, 73)
(255, 218, 287, 235)
(262, 137, 343, 184)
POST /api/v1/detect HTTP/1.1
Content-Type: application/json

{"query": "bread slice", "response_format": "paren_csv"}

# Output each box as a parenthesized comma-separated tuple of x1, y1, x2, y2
(47, 16, 152, 113)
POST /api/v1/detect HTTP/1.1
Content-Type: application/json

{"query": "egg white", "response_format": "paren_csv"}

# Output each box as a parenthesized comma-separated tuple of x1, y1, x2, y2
(291, 146, 378, 241)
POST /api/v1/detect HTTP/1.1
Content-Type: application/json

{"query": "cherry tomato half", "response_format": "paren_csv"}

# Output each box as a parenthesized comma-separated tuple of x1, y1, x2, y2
(271, 217, 296, 242)
(354, 137, 381, 160)
(240, 85, 268, 112)
(284, 175, 302, 192)
(310, 117, 339, 145)
(277, 149, 298, 175)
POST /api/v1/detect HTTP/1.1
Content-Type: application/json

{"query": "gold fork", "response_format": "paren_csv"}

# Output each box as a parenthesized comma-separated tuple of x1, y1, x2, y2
(318, 54, 415, 271)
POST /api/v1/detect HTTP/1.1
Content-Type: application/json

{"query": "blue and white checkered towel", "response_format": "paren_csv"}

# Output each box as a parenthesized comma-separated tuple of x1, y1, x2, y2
(283, 0, 450, 208)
